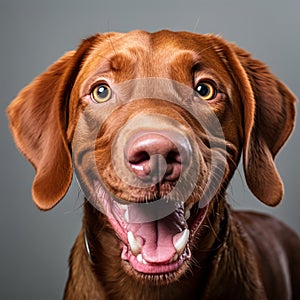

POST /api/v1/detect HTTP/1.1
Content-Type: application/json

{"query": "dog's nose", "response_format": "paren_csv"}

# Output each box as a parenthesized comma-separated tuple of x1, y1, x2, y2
(126, 133, 188, 181)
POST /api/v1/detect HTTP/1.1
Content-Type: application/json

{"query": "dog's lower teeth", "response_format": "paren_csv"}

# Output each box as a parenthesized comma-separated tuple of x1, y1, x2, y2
(137, 254, 143, 263)
(173, 229, 190, 255)
(136, 253, 148, 265)
(172, 253, 178, 262)
(128, 231, 141, 256)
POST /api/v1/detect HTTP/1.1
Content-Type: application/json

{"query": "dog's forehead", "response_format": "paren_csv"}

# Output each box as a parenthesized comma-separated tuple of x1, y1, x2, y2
(102, 30, 215, 52)
(78, 30, 229, 85)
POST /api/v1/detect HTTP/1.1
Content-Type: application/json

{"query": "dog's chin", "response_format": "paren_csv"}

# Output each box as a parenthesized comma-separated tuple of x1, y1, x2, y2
(93, 180, 208, 283)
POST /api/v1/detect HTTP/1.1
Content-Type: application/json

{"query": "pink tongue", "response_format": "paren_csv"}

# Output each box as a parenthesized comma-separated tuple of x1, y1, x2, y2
(127, 212, 185, 263)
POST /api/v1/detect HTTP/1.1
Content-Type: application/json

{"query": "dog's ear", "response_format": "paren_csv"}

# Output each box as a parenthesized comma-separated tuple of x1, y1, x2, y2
(226, 43, 296, 206)
(7, 35, 98, 210)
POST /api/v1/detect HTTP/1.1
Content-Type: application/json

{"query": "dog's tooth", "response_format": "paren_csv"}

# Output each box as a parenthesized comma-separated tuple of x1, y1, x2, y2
(184, 209, 191, 220)
(184, 203, 193, 220)
(127, 231, 141, 256)
(172, 253, 178, 262)
(116, 202, 130, 221)
(137, 253, 143, 263)
(124, 208, 129, 222)
(118, 203, 127, 211)
(136, 253, 148, 265)
(173, 229, 190, 255)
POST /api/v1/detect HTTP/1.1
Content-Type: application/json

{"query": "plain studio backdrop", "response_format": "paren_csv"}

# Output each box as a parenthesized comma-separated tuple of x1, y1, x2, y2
(0, 0, 299, 299)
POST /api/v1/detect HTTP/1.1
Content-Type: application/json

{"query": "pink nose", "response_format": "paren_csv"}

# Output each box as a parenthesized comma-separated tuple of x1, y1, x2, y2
(126, 133, 188, 181)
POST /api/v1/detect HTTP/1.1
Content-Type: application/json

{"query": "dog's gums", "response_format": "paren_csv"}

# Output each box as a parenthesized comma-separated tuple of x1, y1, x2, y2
(94, 181, 208, 275)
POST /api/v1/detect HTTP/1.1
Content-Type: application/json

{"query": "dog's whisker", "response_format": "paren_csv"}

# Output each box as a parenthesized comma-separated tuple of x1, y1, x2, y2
(107, 32, 118, 57)
(192, 16, 201, 33)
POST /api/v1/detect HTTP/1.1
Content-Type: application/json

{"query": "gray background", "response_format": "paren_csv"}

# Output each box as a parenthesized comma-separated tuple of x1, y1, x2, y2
(0, 0, 299, 299)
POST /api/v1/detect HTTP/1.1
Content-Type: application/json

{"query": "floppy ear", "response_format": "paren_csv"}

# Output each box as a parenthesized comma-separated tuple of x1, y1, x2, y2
(7, 36, 98, 210)
(229, 44, 296, 206)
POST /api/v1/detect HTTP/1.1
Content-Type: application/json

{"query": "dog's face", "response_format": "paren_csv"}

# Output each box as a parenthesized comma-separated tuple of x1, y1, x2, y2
(70, 31, 242, 277)
(7, 30, 296, 282)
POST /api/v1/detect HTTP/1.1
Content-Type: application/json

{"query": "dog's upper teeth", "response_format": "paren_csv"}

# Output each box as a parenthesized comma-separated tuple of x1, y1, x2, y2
(173, 228, 190, 255)
(184, 203, 193, 220)
(127, 231, 141, 256)
(184, 209, 191, 220)
(124, 208, 129, 222)
(118, 203, 127, 211)
(116, 203, 130, 222)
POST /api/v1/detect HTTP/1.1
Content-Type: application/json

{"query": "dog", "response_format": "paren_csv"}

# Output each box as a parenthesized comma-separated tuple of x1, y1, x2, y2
(8, 30, 300, 299)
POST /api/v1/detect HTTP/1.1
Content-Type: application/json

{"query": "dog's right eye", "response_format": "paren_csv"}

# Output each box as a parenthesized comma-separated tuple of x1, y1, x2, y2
(195, 81, 216, 101)
(91, 84, 112, 103)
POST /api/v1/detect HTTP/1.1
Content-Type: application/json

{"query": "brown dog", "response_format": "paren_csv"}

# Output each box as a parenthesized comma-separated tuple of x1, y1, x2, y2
(8, 30, 300, 299)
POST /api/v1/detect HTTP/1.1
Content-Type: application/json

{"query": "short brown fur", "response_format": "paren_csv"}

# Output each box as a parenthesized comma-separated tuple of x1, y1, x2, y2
(7, 30, 299, 299)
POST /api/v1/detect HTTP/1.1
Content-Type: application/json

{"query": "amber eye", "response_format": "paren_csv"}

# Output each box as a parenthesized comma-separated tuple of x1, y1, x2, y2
(91, 84, 112, 103)
(195, 82, 216, 100)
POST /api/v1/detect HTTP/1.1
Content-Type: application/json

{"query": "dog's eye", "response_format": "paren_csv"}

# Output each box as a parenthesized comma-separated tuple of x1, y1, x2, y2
(195, 82, 216, 100)
(91, 84, 112, 103)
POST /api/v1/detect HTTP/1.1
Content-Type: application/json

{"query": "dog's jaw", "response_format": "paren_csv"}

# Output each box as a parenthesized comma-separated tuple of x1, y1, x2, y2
(93, 181, 208, 277)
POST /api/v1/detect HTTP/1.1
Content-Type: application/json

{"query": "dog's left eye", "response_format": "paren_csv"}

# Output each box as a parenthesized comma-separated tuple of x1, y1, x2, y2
(195, 82, 216, 100)
(91, 84, 112, 103)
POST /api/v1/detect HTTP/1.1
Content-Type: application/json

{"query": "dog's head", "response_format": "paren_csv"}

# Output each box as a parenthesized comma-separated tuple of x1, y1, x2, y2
(8, 30, 296, 280)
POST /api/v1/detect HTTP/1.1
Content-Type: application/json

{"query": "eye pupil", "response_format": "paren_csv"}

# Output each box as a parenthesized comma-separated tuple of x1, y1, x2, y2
(92, 84, 112, 103)
(195, 82, 216, 100)
(196, 84, 209, 97)
(97, 85, 109, 98)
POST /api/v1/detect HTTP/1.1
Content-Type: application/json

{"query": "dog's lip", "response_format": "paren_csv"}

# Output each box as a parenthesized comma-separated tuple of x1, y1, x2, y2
(121, 244, 191, 274)
(93, 180, 208, 274)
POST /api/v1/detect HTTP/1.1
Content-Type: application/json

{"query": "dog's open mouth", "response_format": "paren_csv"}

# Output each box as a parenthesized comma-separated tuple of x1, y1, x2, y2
(94, 181, 208, 275)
